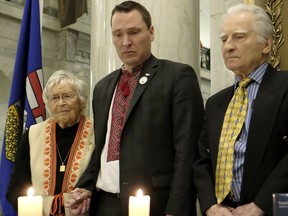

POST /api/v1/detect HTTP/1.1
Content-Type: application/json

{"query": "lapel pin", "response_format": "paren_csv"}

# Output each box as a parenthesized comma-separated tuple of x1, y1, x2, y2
(139, 76, 148, 85)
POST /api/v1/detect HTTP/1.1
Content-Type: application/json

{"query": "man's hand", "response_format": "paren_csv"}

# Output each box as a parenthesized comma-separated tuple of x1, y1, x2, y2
(65, 188, 92, 215)
(232, 202, 264, 216)
(206, 204, 234, 216)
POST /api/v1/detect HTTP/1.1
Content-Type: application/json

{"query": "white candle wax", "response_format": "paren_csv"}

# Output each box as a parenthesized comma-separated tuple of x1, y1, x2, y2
(129, 189, 150, 216)
(18, 187, 43, 216)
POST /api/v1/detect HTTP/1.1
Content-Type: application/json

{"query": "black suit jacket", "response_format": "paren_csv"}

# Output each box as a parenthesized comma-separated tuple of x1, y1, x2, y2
(193, 64, 288, 216)
(76, 55, 204, 215)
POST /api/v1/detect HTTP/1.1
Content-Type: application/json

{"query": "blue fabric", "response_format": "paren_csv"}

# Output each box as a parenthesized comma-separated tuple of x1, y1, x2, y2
(0, 0, 46, 215)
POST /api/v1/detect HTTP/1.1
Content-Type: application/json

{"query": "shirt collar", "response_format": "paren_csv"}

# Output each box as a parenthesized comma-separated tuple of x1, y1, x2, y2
(235, 62, 268, 85)
(121, 64, 144, 74)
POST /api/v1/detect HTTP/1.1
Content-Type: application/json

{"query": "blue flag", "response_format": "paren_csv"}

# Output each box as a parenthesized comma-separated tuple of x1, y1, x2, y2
(0, 0, 46, 215)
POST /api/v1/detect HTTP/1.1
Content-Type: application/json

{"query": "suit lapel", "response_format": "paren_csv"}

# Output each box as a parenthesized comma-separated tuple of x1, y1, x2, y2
(97, 56, 157, 145)
(96, 70, 121, 150)
(210, 87, 234, 166)
(124, 56, 158, 124)
(241, 66, 282, 199)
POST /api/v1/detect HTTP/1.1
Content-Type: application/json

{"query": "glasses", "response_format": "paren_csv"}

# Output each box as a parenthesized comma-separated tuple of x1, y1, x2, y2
(48, 93, 76, 104)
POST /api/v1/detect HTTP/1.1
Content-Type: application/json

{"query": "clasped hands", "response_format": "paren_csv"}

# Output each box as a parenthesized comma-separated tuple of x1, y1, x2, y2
(65, 188, 174, 216)
(65, 188, 92, 215)
(206, 202, 264, 216)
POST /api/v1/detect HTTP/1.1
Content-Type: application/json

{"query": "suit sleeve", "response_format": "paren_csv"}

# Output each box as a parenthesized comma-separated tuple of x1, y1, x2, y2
(75, 146, 97, 191)
(75, 99, 98, 191)
(252, 85, 288, 214)
(6, 130, 32, 210)
(193, 98, 218, 214)
(165, 64, 204, 215)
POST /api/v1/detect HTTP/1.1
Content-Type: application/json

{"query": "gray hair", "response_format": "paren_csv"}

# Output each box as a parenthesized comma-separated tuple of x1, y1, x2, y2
(42, 70, 88, 114)
(222, 4, 273, 44)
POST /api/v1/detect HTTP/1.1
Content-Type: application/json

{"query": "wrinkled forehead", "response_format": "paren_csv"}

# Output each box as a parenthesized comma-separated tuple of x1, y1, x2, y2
(111, 10, 146, 29)
(220, 28, 249, 38)
(221, 12, 255, 35)
(48, 82, 76, 95)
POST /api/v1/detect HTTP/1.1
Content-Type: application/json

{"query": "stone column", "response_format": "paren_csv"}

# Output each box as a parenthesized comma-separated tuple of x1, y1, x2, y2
(90, 0, 200, 116)
(149, 0, 200, 80)
(210, 0, 244, 95)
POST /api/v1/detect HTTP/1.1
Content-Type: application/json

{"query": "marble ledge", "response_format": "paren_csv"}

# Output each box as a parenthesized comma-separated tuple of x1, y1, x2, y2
(201, 68, 211, 81)
(0, 1, 91, 35)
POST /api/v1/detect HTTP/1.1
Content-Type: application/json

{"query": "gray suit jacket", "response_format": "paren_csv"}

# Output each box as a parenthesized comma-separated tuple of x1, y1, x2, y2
(76, 55, 204, 215)
(194, 64, 288, 216)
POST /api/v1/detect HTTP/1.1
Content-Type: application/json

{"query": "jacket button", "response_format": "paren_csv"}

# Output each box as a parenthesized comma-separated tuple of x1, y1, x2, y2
(283, 136, 288, 141)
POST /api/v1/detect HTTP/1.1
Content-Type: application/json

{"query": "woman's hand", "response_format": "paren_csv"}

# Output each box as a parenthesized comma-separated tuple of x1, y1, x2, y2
(65, 188, 92, 215)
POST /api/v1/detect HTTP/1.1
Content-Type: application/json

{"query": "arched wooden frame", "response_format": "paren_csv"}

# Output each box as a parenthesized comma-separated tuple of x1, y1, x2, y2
(265, 0, 284, 69)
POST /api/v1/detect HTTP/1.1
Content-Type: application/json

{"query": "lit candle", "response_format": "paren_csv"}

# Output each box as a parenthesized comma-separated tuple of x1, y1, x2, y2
(129, 189, 150, 216)
(18, 187, 43, 216)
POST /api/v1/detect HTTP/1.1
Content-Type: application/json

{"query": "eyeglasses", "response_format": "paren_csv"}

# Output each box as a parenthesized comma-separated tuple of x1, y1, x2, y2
(48, 93, 76, 104)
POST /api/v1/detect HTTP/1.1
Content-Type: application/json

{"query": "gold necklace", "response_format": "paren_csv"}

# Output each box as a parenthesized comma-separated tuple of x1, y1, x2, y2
(56, 144, 72, 172)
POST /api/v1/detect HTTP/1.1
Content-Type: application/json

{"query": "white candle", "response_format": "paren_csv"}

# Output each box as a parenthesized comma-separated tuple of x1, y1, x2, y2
(18, 187, 43, 216)
(129, 189, 150, 216)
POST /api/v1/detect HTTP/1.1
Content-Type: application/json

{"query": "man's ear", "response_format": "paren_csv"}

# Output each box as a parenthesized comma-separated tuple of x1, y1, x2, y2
(263, 37, 272, 54)
(149, 26, 154, 41)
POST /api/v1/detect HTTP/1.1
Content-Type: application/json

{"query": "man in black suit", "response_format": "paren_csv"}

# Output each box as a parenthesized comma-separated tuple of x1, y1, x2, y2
(66, 1, 204, 215)
(194, 4, 288, 216)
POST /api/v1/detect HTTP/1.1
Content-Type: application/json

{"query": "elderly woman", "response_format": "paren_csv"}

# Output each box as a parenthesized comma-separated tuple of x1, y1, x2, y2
(6, 70, 94, 216)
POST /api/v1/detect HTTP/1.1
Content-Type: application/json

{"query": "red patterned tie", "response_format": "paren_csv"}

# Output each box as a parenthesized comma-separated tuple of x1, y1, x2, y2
(107, 67, 141, 162)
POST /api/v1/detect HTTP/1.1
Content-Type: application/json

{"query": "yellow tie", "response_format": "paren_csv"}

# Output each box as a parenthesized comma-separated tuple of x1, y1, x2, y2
(215, 77, 253, 204)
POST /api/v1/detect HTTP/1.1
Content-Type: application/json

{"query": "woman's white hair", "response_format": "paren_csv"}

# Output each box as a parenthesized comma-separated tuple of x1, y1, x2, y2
(42, 70, 88, 115)
(222, 4, 273, 44)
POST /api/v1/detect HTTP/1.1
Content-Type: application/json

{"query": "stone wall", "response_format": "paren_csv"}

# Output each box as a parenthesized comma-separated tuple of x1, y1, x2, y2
(0, 3, 91, 207)
(0, 0, 92, 143)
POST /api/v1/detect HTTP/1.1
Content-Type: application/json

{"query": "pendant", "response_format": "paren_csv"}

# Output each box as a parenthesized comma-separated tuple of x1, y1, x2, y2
(60, 164, 65, 172)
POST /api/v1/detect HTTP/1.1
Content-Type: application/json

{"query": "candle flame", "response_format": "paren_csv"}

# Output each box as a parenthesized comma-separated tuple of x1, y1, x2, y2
(136, 189, 143, 196)
(27, 187, 34, 197)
